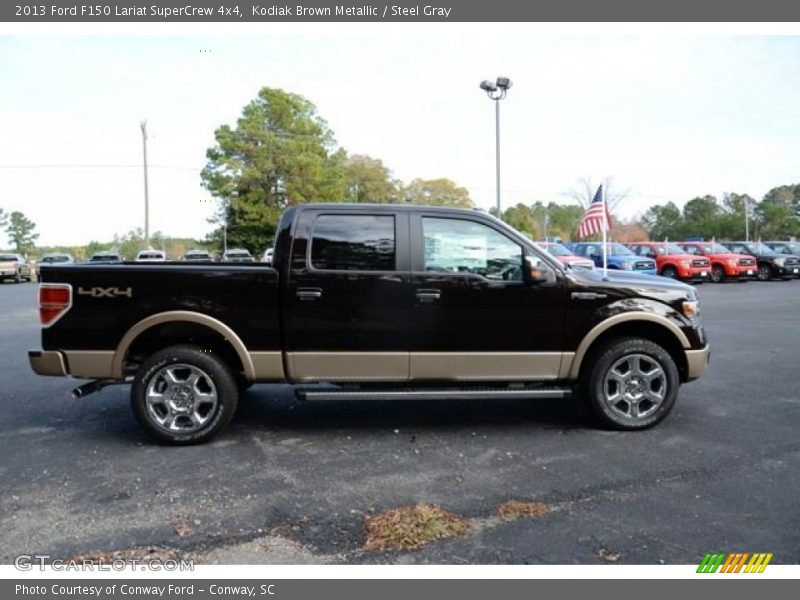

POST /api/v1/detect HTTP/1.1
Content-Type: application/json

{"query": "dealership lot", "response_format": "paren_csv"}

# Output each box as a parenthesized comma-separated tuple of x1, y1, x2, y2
(0, 280, 798, 565)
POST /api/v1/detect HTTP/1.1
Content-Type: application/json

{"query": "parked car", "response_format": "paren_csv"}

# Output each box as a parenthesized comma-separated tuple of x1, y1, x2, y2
(261, 248, 274, 265)
(537, 242, 594, 270)
(88, 252, 123, 264)
(765, 240, 800, 274)
(677, 242, 756, 283)
(183, 249, 213, 262)
(0, 253, 32, 283)
(567, 242, 658, 275)
(222, 248, 255, 263)
(627, 242, 710, 282)
(721, 241, 800, 281)
(135, 249, 167, 263)
(36, 253, 75, 280)
(30, 204, 709, 443)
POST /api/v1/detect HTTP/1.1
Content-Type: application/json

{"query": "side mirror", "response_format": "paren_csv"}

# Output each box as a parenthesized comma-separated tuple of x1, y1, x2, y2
(524, 255, 552, 284)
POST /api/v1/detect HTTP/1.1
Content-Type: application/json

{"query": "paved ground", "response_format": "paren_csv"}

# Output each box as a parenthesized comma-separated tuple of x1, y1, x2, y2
(1, 278, 799, 565)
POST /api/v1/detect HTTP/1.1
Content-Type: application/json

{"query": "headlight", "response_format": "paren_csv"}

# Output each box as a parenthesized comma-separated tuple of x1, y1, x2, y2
(681, 261, 691, 268)
(773, 257, 786, 267)
(728, 259, 737, 266)
(682, 300, 700, 318)
(621, 261, 631, 269)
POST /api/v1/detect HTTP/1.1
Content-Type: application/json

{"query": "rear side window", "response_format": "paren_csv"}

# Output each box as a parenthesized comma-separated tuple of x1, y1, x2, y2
(311, 215, 396, 271)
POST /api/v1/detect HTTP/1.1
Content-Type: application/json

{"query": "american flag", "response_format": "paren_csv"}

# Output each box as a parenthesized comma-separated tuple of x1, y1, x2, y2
(577, 184, 612, 239)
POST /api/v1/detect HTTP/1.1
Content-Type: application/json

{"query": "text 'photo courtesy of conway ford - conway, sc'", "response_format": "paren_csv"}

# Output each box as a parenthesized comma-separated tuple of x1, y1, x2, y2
(29, 204, 710, 444)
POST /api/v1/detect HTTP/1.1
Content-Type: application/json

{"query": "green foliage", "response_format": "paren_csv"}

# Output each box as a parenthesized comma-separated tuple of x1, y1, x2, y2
(402, 178, 473, 208)
(201, 87, 347, 254)
(5, 210, 39, 254)
(640, 189, 800, 242)
(344, 154, 399, 203)
(500, 202, 586, 241)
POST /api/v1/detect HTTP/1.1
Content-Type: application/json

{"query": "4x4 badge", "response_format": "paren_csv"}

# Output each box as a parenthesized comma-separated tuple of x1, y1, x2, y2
(78, 286, 132, 298)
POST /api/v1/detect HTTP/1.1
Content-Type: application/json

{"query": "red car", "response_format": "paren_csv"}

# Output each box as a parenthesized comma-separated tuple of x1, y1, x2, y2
(627, 242, 710, 282)
(538, 242, 595, 270)
(678, 241, 757, 283)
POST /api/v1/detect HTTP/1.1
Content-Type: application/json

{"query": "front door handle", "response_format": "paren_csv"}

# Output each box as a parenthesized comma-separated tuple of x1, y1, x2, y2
(296, 287, 323, 301)
(415, 289, 441, 303)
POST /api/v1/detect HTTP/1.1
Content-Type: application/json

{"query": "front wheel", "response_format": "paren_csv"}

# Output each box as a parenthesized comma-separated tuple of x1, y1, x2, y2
(13, 271, 21, 284)
(711, 265, 725, 283)
(661, 266, 678, 279)
(131, 345, 239, 444)
(581, 337, 679, 430)
(756, 264, 772, 281)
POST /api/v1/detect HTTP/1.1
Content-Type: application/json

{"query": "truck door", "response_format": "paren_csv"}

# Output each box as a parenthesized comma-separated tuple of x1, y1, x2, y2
(408, 212, 566, 381)
(284, 209, 411, 381)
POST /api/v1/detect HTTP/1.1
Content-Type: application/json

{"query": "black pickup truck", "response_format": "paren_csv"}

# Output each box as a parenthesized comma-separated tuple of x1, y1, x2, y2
(30, 204, 710, 444)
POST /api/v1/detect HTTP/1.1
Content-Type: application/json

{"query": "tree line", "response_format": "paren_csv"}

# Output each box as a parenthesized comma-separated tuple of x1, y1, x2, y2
(200, 87, 472, 254)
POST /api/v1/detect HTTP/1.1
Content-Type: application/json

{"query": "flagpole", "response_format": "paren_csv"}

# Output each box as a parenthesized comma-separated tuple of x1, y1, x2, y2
(602, 184, 608, 279)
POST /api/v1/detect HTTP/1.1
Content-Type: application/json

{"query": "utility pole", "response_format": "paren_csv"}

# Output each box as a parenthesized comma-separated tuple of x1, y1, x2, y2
(140, 120, 150, 248)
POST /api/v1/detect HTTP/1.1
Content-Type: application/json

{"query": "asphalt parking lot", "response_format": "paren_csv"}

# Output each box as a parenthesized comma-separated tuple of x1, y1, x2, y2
(1, 279, 799, 565)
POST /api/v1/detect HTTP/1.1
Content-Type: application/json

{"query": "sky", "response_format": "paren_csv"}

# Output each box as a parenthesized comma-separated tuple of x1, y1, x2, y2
(1, 29, 800, 247)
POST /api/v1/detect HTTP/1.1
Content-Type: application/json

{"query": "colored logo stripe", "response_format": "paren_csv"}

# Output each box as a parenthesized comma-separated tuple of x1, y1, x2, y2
(697, 552, 773, 573)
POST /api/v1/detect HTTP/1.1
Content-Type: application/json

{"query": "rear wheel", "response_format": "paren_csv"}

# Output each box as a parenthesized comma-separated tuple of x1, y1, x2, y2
(757, 264, 772, 281)
(581, 337, 679, 430)
(131, 345, 239, 444)
(710, 265, 725, 283)
(661, 266, 678, 279)
(13, 270, 21, 284)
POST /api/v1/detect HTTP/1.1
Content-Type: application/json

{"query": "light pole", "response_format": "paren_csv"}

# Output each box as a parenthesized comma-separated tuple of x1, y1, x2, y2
(480, 77, 512, 218)
(140, 120, 150, 247)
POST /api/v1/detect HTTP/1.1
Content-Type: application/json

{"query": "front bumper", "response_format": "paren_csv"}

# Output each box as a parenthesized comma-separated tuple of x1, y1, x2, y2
(684, 345, 710, 381)
(29, 350, 68, 376)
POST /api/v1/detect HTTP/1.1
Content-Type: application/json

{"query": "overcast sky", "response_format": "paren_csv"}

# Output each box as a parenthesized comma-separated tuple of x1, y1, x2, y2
(1, 30, 799, 246)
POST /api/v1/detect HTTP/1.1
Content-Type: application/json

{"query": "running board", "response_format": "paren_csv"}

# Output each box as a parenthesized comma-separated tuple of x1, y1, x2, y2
(298, 387, 572, 402)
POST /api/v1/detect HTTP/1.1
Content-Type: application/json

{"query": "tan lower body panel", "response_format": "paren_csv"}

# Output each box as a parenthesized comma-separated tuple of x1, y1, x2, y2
(685, 346, 710, 381)
(63, 351, 115, 379)
(249, 351, 285, 380)
(411, 352, 569, 381)
(287, 352, 408, 381)
(29, 351, 68, 377)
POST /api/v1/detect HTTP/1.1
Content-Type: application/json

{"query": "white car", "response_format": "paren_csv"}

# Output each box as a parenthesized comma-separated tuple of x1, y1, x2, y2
(261, 248, 274, 265)
(135, 250, 167, 262)
(222, 248, 254, 263)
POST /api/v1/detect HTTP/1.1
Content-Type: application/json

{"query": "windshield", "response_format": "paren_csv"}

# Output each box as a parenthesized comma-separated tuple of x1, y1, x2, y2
(227, 252, 250, 258)
(704, 243, 732, 254)
(43, 255, 70, 263)
(91, 255, 118, 261)
(749, 243, 773, 254)
(607, 244, 633, 255)
(658, 244, 686, 255)
(0, 255, 17, 261)
(539, 243, 571, 257)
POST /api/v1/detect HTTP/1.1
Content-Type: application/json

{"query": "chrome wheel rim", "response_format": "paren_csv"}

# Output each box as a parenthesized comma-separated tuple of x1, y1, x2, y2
(145, 363, 218, 433)
(757, 265, 770, 281)
(711, 266, 723, 283)
(602, 353, 666, 421)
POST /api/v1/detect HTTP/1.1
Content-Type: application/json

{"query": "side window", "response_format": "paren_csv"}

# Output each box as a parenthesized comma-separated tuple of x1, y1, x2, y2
(629, 245, 640, 255)
(422, 217, 524, 281)
(683, 246, 696, 255)
(310, 214, 396, 271)
(644, 246, 657, 258)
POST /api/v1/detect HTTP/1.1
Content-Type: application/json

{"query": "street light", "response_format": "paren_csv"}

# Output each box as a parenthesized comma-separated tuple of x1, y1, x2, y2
(480, 76, 513, 218)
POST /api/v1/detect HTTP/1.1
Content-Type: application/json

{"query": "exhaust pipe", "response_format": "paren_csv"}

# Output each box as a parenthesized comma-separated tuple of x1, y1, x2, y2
(71, 379, 125, 399)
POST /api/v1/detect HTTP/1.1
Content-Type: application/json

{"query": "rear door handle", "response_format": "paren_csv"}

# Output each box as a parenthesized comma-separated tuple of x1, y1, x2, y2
(296, 287, 323, 301)
(415, 289, 441, 303)
(571, 292, 607, 300)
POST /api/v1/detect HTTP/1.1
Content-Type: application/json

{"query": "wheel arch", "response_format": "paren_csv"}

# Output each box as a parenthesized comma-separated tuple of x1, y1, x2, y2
(568, 313, 690, 382)
(111, 311, 255, 380)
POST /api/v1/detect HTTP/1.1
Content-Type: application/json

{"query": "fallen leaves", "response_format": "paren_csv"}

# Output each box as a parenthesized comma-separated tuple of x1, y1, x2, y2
(364, 503, 470, 551)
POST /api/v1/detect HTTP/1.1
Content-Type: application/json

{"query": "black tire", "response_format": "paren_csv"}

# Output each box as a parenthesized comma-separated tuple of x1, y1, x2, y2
(710, 265, 725, 283)
(13, 270, 21, 284)
(661, 266, 678, 279)
(131, 345, 239, 445)
(756, 264, 772, 281)
(580, 337, 680, 430)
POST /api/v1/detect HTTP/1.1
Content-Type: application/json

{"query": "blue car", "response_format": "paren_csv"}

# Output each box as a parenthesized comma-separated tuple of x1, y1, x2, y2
(566, 242, 658, 276)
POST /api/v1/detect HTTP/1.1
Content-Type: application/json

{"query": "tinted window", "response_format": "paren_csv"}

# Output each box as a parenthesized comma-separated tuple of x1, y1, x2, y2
(422, 217, 523, 281)
(311, 215, 395, 271)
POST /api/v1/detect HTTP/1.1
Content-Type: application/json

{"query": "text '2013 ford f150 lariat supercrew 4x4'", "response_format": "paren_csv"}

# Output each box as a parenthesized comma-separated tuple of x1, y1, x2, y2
(29, 204, 710, 444)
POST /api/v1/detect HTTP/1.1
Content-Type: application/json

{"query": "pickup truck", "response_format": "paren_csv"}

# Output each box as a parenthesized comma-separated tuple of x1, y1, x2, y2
(29, 204, 710, 444)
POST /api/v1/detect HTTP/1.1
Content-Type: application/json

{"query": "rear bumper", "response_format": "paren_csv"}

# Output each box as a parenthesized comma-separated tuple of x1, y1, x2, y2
(684, 345, 710, 382)
(28, 350, 68, 377)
